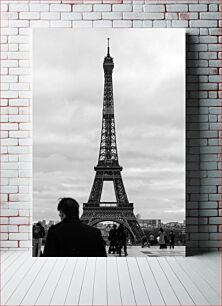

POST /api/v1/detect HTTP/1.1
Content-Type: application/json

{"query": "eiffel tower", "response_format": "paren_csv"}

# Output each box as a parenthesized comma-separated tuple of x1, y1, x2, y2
(81, 39, 144, 243)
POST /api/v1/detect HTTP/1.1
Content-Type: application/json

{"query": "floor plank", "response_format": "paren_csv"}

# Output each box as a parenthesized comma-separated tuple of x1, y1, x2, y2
(20, 258, 56, 305)
(147, 258, 180, 305)
(93, 257, 107, 305)
(64, 257, 87, 306)
(1, 252, 29, 289)
(107, 257, 122, 306)
(5, 258, 45, 305)
(2, 252, 22, 273)
(180, 256, 220, 294)
(78, 257, 96, 305)
(137, 257, 165, 305)
(167, 257, 210, 305)
(0, 251, 14, 263)
(127, 257, 150, 305)
(35, 258, 67, 306)
(2, 256, 37, 305)
(50, 258, 77, 305)
(175, 257, 221, 305)
(157, 258, 195, 305)
(117, 258, 136, 305)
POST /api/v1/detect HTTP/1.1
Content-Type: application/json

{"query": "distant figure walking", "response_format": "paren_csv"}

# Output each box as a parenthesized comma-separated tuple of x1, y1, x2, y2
(117, 224, 128, 256)
(158, 227, 167, 249)
(43, 198, 107, 257)
(149, 234, 155, 246)
(141, 235, 149, 248)
(33, 222, 45, 257)
(108, 224, 118, 254)
(169, 230, 175, 249)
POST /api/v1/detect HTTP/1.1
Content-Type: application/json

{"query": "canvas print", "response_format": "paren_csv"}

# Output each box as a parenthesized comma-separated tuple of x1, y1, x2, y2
(33, 29, 185, 257)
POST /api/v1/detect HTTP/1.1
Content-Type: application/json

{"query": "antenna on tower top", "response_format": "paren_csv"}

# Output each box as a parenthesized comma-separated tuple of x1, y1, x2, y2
(107, 37, 110, 56)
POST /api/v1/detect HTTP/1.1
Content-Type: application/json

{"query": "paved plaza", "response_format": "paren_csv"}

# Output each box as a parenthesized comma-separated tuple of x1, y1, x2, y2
(107, 245, 185, 257)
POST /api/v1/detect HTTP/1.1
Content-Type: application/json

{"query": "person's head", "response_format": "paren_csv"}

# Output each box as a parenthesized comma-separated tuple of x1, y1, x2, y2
(57, 198, 79, 220)
(160, 227, 163, 232)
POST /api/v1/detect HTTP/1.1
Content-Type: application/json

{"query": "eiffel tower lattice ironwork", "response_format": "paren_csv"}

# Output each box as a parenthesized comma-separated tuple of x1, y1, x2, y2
(81, 39, 144, 243)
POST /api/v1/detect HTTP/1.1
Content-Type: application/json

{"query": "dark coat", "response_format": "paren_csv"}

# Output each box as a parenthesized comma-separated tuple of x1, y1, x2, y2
(43, 218, 107, 257)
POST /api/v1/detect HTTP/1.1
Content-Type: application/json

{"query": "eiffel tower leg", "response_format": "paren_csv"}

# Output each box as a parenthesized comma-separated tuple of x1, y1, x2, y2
(88, 172, 103, 204)
(113, 176, 128, 204)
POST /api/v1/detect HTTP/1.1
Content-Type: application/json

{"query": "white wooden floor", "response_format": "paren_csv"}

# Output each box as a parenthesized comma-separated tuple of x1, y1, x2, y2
(1, 251, 221, 305)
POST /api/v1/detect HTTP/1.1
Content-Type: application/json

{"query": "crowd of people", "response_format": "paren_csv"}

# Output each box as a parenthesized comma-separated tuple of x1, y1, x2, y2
(33, 197, 177, 257)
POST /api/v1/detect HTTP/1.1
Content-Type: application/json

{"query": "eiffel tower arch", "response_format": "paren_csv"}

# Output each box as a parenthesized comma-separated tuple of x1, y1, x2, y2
(81, 39, 144, 243)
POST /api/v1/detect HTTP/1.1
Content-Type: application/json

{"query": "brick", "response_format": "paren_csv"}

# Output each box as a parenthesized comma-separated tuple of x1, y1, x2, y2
(2, 123, 18, 131)
(1, 170, 18, 178)
(19, 226, 31, 233)
(1, 91, 18, 99)
(209, 4, 219, 11)
(143, 5, 165, 12)
(94, 4, 111, 11)
(61, 13, 82, 20)
(41, 12, 60, 20)
(93, 20, 112, 27)
(165, 13, 178, 20)
(30, 4, 49, 11)
(172, 20, 188, 27)
(190, 20, 217, 28)
(19, 241, 31, 248)
(113, 20, 132, 27)
(19, 209, 30, 217)
(9, 4, 28, 11)
(133, 20, 143, 27)
(123, 12, 164, 19)
(1, 241, 18, 248)
(30, 21, 50, 28)
(73, 4, 92, 12)
(189, 4, 207, 12)
(199, 36, 217, 44)
(8, 146, 31, 154)
(113, 4, 132, 11)
(1, 139, 18, 146)
(9, 115, 30, 123)
(179, 13, 198, 20)
(133, 5, 143, 12)
(9, 68, 31, 75)
(2, 60, 18, 68)
(166, 5, 188, 12)
(50, 4, 71, 12)
(19, 12, 40, 20)
(209, 60, 221, 67)
(102, 12, 122, 19)
(1, 28, 18, 36)
(83, 12, 102, 20)
(9, 20, 29, 28)
(1, 208, 18, 216)
(9, 99, 30, 107)
(209, 217, 222, 225)
(200, 12, 221, 20)
(50, 21, 72, 27)
(9, 233, 29, 240)
(10, 83, 29, 91)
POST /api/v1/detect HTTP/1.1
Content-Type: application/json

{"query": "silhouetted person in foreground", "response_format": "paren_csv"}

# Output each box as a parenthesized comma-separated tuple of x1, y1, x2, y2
(43, 198, 107, 257)
(169, 230, 175, 249)
(117, 224, 128, 256)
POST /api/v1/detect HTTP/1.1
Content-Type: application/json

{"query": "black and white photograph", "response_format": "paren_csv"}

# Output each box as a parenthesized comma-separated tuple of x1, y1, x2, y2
(33, 29, 185, 257)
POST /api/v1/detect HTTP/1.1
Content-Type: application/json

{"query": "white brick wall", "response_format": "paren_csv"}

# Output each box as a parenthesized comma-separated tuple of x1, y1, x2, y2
(0, 0, 221, 255)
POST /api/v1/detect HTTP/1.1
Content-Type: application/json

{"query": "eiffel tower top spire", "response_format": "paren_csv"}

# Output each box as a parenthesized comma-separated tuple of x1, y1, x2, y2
(107, 37, 110, 56)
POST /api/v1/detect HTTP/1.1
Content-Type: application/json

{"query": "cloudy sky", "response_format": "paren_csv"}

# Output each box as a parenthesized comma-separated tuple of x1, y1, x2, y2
(33, 29, 185, 223)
